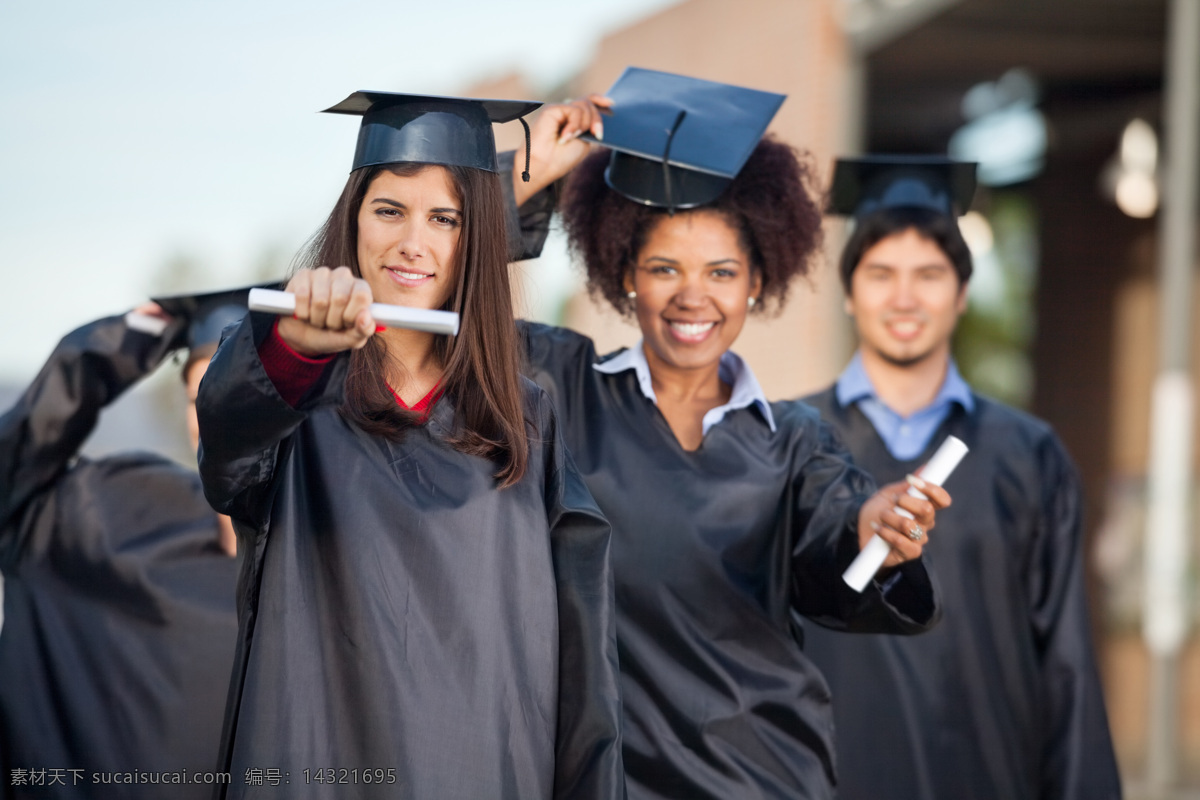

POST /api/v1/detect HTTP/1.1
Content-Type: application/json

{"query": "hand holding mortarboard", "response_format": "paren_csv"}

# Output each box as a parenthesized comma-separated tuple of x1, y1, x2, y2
(124, 301, 174, 337)
(512, 94, 613, 207)
(129, 284, 262, 358)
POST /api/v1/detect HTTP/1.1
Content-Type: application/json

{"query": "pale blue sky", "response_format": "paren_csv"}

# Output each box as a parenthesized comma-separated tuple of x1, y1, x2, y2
(0, 0, 677, 381)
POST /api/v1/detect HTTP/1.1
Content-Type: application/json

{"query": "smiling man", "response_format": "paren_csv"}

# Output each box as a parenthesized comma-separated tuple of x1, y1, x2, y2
(801, 157, 1122, 800)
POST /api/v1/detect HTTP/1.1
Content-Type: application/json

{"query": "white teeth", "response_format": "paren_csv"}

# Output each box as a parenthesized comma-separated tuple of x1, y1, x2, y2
(391, 269, 429, 280)
(670, 321, 716, 337)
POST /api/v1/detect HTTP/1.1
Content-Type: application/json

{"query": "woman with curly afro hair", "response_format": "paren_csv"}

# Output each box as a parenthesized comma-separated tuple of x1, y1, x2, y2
(511, 73, 952, 800)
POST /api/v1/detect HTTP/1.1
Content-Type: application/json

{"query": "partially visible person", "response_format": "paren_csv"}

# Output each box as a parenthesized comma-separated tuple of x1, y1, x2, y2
(802, 156, 1121, 800)
(0, 290, 245, 799)
(196, 91, 623, 799)
(507, 69, 951, 799)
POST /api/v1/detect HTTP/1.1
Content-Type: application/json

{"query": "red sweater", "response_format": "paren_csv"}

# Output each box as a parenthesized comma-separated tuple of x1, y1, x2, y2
(259, 320, 441, 417)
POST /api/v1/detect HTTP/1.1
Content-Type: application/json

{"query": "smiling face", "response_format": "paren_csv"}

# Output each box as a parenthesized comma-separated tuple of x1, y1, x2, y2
(846, 227, 968, 368)
(625, 210, 760, 374)
(355, 166, 462, 311)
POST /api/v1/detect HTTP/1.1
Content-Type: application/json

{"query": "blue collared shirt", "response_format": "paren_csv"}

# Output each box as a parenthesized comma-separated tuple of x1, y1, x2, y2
(835, 352, 974, 460)
(593, 341, 776, 436)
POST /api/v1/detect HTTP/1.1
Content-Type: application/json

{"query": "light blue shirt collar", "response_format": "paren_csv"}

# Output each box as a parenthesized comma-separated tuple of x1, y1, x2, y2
(594, 341, 776, 435)
(836, 351, 974, 412)
(835, 351, 974, 460)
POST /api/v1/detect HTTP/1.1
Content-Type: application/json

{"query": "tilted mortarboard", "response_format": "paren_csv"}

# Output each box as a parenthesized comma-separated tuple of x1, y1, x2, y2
(152, 284, 275, 351)
(829, 156, 978, 218)
(323, 91, 543, 179)
(579, 68, 786, 213)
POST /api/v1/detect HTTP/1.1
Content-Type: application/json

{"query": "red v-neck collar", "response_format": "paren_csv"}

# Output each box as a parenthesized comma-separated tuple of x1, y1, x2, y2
(388, 382, 444, 421)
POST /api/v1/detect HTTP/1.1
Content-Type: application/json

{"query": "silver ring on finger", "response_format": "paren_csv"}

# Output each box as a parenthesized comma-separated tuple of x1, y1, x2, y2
(908, 524, 925, 542)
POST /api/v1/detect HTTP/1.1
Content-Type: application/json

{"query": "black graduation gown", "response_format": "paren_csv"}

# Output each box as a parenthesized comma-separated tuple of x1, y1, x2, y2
(499, 149, 554, 263)
(802, 387, 1121, 800)
(196, 312, 624, 800)
(519, 322, 941, 800)
(0, 316, 239, 800)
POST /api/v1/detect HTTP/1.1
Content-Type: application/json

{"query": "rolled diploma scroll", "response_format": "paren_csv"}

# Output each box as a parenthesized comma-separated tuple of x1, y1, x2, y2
(842, 435, 969, 592)
(247, 288, 460, 336)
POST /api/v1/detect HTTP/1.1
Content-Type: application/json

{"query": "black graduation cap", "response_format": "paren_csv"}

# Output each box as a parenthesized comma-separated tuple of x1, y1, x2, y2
(151, 284, 272, 351)
(323, 91, 543, 175)
(579, 67, 786, 212)
(829, 155, 978, 218)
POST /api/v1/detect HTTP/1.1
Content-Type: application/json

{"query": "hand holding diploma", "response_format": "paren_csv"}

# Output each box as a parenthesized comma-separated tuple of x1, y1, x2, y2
(269, 267, 381, 357)
(846, 436, 965, 591)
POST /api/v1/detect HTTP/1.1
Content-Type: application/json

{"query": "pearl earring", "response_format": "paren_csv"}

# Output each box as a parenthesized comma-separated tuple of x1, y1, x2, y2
(747, 297, 757, 308)
(627, 291, 637, 299)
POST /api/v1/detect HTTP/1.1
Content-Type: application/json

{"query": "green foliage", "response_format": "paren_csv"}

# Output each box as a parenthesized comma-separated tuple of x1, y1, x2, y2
(953, 191, 1038, 408)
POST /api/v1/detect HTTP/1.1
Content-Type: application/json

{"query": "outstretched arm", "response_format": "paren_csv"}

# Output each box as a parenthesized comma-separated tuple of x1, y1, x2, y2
(197, 268, 369, 525)
(790, 420, 945, 634)
(0, 307, 185, 553)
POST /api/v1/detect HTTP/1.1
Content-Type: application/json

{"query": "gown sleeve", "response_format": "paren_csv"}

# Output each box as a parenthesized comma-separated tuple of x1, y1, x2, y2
(498, 149, 557, 262)
(1030, 434, 1122, 799)
(516, 321, 598, 417)
(196, 310, 347, 530)
(0, 313, 185, 565)
(788, 413, 940, 635)
(533, 388, 626, 800)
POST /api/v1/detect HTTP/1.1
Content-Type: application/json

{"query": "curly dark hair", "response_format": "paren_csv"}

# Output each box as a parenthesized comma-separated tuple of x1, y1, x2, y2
(559, 137, 824, 316)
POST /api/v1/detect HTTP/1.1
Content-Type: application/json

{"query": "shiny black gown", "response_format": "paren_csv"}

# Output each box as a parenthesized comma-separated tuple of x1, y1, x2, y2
(196, 312, 624, 800)
(803, 388, 1121, 800)
(520, 322, 941, 799)
(0, 316, 238, 800)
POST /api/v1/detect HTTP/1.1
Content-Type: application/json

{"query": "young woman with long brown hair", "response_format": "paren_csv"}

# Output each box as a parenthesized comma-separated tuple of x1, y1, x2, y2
(196, 93, 623, 800)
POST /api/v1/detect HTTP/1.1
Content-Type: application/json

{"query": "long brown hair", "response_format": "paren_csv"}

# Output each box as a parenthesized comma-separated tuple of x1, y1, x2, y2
(298, 163, 529, 487)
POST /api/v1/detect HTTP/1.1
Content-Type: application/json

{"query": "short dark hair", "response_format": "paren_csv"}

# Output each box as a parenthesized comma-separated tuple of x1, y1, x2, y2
(839, 206, 973, 294)
(559, 137, 824, 315)
(298, 162, 529, 488)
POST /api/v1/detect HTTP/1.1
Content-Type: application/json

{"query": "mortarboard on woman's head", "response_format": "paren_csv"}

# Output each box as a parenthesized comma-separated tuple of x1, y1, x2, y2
(578, 67, 786, 213)
(322, 91, 542, 175)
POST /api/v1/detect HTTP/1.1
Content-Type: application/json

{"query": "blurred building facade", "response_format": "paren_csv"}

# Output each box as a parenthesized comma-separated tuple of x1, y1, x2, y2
(469, 0, 1197, 788)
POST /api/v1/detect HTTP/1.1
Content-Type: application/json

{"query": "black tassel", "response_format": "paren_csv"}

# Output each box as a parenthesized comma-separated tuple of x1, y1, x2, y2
(520, 117, 532, 183)
(661, 109, 687, 216)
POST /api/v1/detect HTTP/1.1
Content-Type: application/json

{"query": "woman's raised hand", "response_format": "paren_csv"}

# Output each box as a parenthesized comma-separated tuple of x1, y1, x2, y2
(856, 478, 951, 570)
(276, 267, 376, 357)
(513, 94, 613, 206)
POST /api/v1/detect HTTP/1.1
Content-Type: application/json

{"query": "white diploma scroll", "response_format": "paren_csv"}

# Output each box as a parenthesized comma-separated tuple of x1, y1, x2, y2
(842, 435, 969, 592)
(248, 288, 460, 336)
